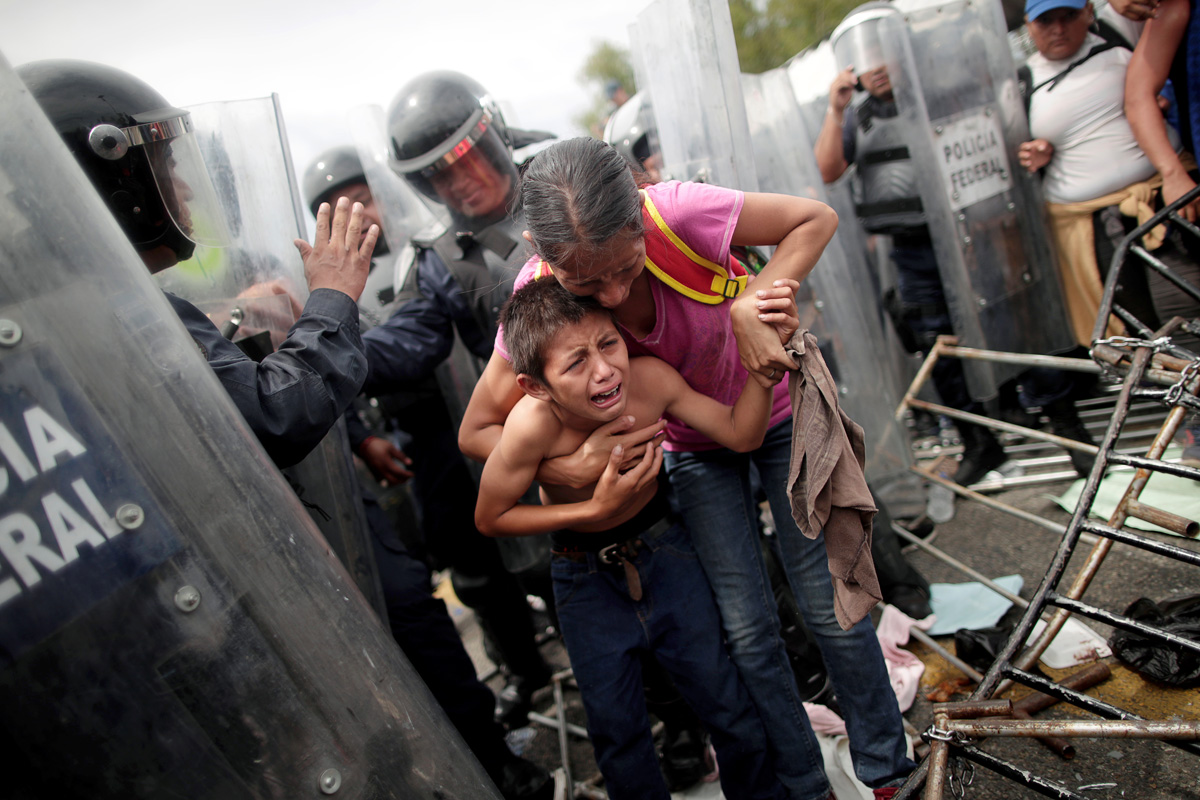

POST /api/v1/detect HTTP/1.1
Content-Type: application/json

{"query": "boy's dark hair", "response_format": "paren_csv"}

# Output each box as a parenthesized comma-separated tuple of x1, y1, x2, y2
(521, 137, 645, 269)
(500, 278, 612, 383)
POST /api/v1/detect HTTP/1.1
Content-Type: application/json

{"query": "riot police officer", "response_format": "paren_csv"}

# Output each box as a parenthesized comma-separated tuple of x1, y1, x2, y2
(325, 72, 556, 728)
(300, 144, 555, 800)
(814, 61, 1015, 489)
(604, 90, 664, 183)
(19, 59, 374, 469)
(6, 58, 538, 800)
(814, 4, 1095, 488)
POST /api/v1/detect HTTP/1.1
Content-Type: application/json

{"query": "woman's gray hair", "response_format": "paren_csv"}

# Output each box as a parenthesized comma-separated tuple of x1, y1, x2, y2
(521, 137, 644, 269)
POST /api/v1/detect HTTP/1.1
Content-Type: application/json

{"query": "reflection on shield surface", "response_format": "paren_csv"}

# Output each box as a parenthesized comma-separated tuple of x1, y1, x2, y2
(0, 58, 497, 798)
(158, 95, 387, 618)
(877, 0, 1074, 400)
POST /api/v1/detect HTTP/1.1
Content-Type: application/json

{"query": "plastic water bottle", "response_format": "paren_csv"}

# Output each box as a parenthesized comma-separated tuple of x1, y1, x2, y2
(926, 483, 956, 523)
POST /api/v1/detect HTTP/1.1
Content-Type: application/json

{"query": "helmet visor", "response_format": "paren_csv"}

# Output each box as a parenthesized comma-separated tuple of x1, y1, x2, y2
(396, 123, 518, 233)
(831, 6, 897, 75)
(135, 114, 231, 248)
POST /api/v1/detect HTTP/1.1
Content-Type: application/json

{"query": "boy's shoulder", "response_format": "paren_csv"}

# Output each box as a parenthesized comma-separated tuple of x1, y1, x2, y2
(626, 355, 684, 406)
(628, 354, 682, 386)
(508, 392, 558, 431)
(503, 393, 571, 455)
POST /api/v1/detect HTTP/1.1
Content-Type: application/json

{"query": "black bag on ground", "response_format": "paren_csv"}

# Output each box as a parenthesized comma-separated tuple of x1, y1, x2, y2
(954, 625, 1014, 673)
(1109, 595, 1200, 688)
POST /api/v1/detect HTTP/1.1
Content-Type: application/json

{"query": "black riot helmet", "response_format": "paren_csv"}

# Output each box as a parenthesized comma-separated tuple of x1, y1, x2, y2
(302, 145, 391, 256)
(386, 70, 520, 232)
(303, 145, 366, 216)
(603, 90, 656, 167)
(16, 59, 229, 267)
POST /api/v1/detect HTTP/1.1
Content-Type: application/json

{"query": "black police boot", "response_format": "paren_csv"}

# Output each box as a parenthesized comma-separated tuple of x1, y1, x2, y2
(1044, 398, 1097, 477)
(954, 422, 1007, 487)
(871, 491, 933, 619)
(886, 584, 933, 620)
(659, 723, 711, 792)
(493, 753, 555, 800)
(495, 671, 552, 729)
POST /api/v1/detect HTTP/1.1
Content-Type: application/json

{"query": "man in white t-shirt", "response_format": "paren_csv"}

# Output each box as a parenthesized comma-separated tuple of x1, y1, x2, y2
(1019, 0, 1154, 203)
(1018, 0, 1168, 351)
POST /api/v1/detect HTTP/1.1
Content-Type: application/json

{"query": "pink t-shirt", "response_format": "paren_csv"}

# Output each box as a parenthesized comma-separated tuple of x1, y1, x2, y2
(497, 180, 792, 452)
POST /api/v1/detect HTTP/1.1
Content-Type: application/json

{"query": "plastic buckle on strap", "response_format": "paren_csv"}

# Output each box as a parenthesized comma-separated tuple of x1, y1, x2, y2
(714, 275, 745, 299)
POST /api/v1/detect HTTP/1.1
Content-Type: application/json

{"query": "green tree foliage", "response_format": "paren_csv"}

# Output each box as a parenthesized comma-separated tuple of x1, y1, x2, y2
(730, 0, 868, 74)
(575, 41, 639, 137)
(571, 1, 1040, 151)
(573, 0, 874, 132)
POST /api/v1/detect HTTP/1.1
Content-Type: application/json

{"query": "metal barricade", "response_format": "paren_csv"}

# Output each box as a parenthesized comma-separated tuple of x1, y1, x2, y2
(894, 185, 1200, 798)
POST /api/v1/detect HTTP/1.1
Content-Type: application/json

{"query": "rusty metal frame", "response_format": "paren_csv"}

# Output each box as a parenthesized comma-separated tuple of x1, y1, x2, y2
(893, 184, 1200, 798)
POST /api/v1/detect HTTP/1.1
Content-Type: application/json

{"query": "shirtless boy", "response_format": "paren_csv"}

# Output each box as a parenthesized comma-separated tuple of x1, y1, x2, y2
(475, 277, 796, 800)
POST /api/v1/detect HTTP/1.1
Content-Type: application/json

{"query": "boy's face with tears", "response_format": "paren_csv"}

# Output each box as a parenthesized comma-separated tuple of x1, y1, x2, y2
(518, 312, 632, 428)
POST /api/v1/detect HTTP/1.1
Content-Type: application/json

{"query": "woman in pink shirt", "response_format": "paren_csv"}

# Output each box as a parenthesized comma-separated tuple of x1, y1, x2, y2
(460, 137, 914, 800)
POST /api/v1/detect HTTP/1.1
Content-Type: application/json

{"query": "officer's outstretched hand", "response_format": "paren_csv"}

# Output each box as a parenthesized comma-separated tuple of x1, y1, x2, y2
(294, 196, 378, 302)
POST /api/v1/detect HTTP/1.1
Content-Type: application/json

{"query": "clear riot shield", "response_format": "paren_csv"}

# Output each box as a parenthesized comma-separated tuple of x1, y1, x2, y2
(632, 0, 758, 188)
(346, 103, 486, 460)
(878, 0, 1074, 399)
(742, 68, 917, 493)
(786, 42, 892, 352)
(348, 103, 448, 326)
(0, 55, 498, 799)
(154, 95, 387, 620)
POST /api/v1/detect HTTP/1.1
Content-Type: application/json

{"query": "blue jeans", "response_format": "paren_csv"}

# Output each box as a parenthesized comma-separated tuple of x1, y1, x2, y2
(552, 522, 785, 800)
(665, 420, 915, 799)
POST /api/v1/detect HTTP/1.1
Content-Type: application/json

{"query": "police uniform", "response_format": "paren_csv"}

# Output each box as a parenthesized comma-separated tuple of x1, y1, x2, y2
(166, 289, 366, 468)
(842, 95, 974, 410)
(358, 219, 556, 698)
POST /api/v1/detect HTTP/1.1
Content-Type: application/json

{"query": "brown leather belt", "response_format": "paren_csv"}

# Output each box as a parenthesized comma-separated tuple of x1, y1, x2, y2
(551, 518, 671, 602)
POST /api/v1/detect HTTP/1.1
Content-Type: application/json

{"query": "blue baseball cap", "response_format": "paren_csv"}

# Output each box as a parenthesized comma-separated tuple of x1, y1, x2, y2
(1025, 0, 1087, 21)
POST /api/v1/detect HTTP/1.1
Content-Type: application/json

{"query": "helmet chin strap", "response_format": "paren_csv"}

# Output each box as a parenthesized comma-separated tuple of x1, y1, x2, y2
(133, 218, 195, 265)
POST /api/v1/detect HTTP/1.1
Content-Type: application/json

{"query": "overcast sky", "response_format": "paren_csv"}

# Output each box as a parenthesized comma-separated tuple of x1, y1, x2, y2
(0, 0, 653, 193)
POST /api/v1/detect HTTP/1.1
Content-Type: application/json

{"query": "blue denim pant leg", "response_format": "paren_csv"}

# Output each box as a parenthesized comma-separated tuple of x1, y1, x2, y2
(552, 524, 786, 800)
(755, 420, 917, 788)
(640, 525, 787, 800)
(552, 554, 667, 800)
(664, 450, 830, 800)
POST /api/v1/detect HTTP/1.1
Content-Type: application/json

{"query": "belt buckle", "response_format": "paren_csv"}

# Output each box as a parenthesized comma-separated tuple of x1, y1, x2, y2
(598, 543, 622, 565)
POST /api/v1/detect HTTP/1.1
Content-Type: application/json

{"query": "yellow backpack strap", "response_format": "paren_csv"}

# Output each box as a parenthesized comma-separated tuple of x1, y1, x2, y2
(641, 190, 747, 304)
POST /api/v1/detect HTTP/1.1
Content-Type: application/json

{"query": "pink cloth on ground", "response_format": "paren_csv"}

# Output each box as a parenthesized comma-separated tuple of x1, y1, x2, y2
(495, 180, 792, 451)
(803, 605, 934, 736)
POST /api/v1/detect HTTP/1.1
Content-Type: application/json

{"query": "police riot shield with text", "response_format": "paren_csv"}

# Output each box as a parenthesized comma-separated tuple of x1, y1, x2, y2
(0, 55, 498, 799)
(632, 0, 758, 189)
(153, 95, 386, 619)
(873, 0, 1074, 399)
(743, 67, 917, 490)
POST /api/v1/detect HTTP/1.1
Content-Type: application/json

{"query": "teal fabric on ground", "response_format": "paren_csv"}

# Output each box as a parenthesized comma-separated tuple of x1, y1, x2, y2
(1051, 445, 1200, 536)
(927, 575, 1025, 636)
